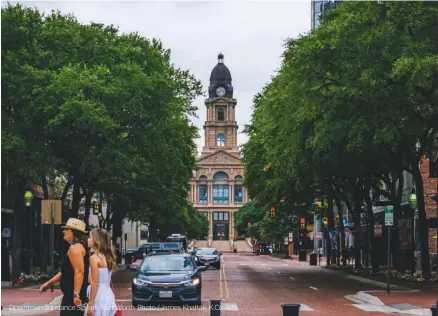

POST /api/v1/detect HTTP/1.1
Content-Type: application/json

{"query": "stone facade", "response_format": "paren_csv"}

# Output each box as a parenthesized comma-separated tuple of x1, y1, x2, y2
(189, 54, 247, 242)
(420, 158, 438, 255)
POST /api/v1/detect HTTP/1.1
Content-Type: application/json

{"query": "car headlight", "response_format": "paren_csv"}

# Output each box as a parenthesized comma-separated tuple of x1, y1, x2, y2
(184, 278, 200, 287)
(195, 257, 199, 261)
(133, 278, 150, 286)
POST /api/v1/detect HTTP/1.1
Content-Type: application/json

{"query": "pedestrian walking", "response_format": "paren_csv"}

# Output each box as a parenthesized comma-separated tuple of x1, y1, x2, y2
(39, 218, 89, 315)
(86, 228, 117, 316)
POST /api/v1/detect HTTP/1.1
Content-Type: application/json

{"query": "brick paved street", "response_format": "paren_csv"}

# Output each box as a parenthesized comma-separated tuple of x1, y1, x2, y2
(3, 253, 436, 316)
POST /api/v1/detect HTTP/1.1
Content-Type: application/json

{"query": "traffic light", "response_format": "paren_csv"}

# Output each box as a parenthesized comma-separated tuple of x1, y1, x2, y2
(93, 201, 100, 215)
(316, 200, 323, 208)
(270, 206, 276, 217)
(323, 217, 328, 225)
(300, 217, 305, 229)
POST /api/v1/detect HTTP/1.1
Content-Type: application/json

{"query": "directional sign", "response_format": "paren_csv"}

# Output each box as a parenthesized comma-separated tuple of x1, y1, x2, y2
(288, 232, 293, 239)
(284, 237, 289, 245)
(384, 206, 394, 226)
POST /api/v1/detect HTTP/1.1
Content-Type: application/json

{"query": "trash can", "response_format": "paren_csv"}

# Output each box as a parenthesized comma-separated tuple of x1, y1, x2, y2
(309, 252, 317, 266)
(281, 303, 300, 316)
(298, 249, 306, 261)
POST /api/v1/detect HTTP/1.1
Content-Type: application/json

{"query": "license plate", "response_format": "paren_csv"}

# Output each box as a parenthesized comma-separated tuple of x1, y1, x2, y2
(159, 291, 172, 298)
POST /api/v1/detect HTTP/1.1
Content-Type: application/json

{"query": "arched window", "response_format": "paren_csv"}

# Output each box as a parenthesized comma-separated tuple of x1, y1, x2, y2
(217, 134, 225, 147)
(213, 171, 229, 180)
(199, 175, 208, 180)
(217, 108, 224, 121)
(235, 175, 243, 180)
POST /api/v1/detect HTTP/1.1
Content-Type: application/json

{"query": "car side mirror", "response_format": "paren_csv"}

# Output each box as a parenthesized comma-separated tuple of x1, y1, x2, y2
(198, 266, 207, 272)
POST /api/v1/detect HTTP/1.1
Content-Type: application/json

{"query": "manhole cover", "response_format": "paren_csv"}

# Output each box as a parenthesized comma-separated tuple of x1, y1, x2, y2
(389, 303, 422, 310)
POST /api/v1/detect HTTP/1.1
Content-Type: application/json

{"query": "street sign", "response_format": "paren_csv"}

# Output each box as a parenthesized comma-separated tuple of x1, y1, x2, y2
(284, 237, 289, 245)
(288, 232, 293, 239)
(374, 224, 382, 237)
(384, 206, 394, 226)
(317, 232, 323, 240)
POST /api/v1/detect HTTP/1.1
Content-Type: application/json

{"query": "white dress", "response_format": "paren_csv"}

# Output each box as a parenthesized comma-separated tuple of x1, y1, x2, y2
(86, 258, 117, 316)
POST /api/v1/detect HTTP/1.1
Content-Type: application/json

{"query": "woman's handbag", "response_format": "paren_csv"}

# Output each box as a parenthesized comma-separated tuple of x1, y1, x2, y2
(110, 281, 122, 316)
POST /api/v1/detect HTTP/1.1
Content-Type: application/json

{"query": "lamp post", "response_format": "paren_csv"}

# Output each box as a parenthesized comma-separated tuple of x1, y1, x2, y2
(23, 190, 33, 273)
(409, 189, 419, 274)
(157, 229, 160, 242)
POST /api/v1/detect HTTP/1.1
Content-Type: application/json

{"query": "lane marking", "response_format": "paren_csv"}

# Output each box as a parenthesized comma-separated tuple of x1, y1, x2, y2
(116, 299, 131, 302)
(222, 257, 230, 300)
(310, 286, 318, 291)
(220, 257, 223, 299)
(289, 277, 295, 280)
(128, 288, 131, 290)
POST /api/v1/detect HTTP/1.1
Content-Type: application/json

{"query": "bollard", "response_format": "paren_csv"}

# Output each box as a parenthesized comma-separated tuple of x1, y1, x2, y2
(431, 303, 437, 316)
(281, 303, 300, 316)
(210, 299, 221, 316)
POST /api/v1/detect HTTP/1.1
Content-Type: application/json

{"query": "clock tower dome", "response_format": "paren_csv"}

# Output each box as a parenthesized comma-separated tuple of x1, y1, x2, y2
(201, 53, 239, 157)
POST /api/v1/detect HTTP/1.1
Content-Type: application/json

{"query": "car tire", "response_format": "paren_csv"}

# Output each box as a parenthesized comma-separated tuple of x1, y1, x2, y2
(215, 263, 221, 270)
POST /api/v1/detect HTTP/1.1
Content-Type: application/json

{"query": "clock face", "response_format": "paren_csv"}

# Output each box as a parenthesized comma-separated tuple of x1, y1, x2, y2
(216, 87, 226, 97)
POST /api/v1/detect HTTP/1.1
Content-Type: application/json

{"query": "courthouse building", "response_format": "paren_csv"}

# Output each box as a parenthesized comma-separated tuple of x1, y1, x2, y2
(189, 53, 248, 241)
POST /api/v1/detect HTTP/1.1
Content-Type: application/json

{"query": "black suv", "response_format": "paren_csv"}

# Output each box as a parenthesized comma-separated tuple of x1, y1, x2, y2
(194, 248, 221, 269)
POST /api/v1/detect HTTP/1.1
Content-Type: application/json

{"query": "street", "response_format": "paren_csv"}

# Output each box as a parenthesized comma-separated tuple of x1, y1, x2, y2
(4, 253, 436, 316)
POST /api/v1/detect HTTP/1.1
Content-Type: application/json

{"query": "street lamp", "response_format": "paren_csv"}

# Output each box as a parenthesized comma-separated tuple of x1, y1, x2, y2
(157, 229, 160, 242)
(409, 189, 417, 210)
(24, 190, 33, 207)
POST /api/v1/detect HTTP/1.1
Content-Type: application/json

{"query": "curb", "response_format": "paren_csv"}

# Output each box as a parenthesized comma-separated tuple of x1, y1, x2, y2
(2, 295, 63, 316)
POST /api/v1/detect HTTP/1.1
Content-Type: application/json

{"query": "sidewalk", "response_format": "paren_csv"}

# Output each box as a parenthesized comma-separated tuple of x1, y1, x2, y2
(1, 285, 62, 316)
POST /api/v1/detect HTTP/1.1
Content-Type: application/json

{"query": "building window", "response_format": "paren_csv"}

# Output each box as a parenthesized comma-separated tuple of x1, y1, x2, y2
(213, 212, 229, 221)
(213, 171, 229, 180)
(217, 134, 225, 147)
(140, 230, 148, 240)
(217, 108, 224, 121)
(199, 175, 208, 180)
(199, 184, 208, 203)
(213, 184, 228, 204)
(235, 185, 243, 203)
(234, 175, 243, 180)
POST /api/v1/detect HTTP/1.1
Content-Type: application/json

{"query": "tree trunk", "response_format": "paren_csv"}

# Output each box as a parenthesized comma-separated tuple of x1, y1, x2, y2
(364, 191, 378, 273)
(11, 178, 27, 279)
(71, 182, 81, 218)
(40, 177, 49, 274)
(84, 189, 94, 231)
(111, 201, 124, 249)
(327, 189, 335, 265)
(412, 165, 432, 280)
(353, 201, 362, 269)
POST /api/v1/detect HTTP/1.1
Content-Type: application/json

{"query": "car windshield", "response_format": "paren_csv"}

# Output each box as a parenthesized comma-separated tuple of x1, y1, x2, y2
(163, 243, 180, 249)
(196, 249, 218, 255)
(140, 256, 194, 272)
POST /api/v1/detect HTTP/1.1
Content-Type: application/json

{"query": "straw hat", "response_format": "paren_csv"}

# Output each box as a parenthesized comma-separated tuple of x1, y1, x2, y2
(61, 218, 87, 234)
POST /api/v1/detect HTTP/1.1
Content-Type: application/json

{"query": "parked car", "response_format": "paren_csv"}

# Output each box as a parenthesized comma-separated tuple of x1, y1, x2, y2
(194, 248, 221, 269)
(165, 234, 188, 252)
(131, 253, 207, 307)
(125, 243, 159, 264)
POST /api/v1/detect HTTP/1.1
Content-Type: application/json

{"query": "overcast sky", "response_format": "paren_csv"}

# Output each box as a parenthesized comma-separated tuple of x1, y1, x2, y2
(8, 0, 311, 153)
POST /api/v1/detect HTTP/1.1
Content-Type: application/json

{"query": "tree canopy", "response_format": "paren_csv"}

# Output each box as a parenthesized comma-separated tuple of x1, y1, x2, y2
(242, 2, 438, 278)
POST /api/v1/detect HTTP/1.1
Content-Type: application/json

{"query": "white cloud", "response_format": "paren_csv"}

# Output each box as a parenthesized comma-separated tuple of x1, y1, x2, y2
(10, 0, 311, 151)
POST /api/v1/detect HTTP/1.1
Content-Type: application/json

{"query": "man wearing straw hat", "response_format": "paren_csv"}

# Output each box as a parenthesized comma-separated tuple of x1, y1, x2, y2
(40, 218, 90, 315)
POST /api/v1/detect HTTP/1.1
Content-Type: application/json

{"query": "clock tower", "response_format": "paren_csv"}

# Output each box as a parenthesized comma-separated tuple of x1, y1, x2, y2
(189, 53, 247, 248)
(201, 53, 239, 157)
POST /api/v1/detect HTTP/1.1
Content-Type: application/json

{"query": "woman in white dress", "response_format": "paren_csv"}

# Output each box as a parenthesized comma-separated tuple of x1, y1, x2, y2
(86, 228, 117, 316)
